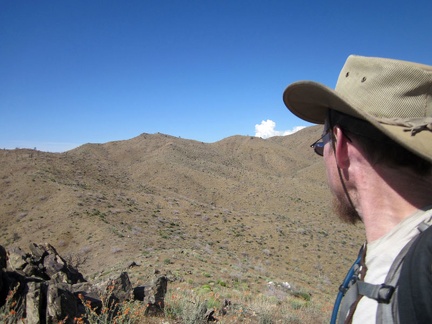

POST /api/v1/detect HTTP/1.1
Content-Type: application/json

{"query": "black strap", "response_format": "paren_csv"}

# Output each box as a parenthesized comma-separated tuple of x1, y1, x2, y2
(398, 223, 432, 324)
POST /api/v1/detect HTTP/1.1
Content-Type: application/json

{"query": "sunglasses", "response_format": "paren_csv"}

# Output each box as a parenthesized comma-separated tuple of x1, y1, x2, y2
(311, 125, 353, 156)
(310, 129, 331, 156)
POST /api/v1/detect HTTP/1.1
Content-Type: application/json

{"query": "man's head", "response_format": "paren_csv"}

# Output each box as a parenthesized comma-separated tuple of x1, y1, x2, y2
(283, 55, 432, 165)
(283, 55, 432, 223)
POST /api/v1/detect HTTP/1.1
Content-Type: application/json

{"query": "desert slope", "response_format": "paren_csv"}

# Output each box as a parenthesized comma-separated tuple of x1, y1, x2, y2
(0, 126, 364, 303)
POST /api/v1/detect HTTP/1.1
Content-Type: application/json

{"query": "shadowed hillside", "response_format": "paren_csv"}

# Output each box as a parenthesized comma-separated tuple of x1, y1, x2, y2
(0, 126, 364, 307)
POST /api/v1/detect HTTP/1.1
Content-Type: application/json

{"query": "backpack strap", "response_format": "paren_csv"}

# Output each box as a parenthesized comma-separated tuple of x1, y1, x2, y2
(335, 215, 432, 324)
(375, 235, 417, 323)
(397, 217, 432, 323)
(352, 237, 412, 324)
(376, 217, 432, 323)
(333, 245, 365, 324)
(357, 282, 395, 303)
(337, 280, 359, 324)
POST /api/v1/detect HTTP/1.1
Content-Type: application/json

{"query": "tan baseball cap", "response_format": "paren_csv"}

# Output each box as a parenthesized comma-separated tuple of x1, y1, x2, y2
(283, 55, 432, 163)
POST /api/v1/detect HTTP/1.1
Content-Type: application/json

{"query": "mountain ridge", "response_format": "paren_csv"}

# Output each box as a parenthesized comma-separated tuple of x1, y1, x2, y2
(0, 126, 364, 305)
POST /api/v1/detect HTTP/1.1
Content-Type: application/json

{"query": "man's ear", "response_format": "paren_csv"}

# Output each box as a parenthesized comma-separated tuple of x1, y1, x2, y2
(333, 126, 350, 169)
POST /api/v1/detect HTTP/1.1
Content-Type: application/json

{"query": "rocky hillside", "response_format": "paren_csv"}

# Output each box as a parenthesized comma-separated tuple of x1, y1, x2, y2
(0, 126, 364, 304)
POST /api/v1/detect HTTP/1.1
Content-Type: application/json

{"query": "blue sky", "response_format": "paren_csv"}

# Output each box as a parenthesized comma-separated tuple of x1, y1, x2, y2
(1, 0, 432, 152)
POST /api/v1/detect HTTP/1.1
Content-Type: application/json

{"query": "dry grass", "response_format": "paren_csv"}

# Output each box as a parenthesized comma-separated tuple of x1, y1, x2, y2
(44, 281, 332, 323)
(163, 281, 331, 323)
(0, 284, 25, 324)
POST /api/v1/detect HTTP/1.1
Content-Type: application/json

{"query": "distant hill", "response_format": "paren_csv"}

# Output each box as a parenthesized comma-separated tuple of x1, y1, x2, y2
(0, 126, 364, 304)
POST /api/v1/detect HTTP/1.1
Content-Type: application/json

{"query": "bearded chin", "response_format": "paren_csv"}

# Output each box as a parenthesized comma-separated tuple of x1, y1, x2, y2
(332, 195, 361, 225)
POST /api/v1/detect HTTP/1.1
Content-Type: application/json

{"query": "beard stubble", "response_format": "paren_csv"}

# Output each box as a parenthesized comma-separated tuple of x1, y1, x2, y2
(332, 195, 361, 225)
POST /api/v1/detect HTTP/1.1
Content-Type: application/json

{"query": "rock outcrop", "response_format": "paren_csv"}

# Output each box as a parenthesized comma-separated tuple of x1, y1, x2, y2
(0, 243, 167, 323)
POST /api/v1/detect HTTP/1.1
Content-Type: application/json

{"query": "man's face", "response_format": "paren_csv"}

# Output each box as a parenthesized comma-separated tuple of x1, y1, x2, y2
(323, 120, 361, 224)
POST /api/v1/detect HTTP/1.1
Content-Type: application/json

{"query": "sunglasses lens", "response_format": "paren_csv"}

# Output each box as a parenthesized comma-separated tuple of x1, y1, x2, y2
(314, 142, 324, 156)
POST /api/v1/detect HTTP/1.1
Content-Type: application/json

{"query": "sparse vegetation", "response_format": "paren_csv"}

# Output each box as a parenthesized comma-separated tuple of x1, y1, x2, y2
(0, 284, 24, 324)
(0, 129, 365, 322)
(50, 281, 329, 324)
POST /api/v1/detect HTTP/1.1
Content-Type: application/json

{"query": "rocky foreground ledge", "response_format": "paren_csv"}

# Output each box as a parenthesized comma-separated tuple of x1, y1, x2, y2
(0, 243, 167, 323)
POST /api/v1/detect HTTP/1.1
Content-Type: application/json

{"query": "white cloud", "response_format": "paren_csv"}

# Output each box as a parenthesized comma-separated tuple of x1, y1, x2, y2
(254, 120, 306, 139)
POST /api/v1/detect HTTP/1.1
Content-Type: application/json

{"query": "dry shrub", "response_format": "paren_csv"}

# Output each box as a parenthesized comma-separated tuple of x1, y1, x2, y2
(0, 281, 331, 323)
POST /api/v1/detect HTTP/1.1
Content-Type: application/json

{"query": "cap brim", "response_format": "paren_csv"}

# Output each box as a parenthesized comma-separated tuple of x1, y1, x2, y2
(283, 81, 364, 124)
